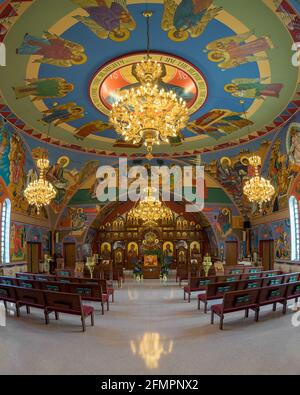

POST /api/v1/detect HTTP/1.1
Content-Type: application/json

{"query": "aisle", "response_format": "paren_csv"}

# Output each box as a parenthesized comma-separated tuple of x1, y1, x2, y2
(0, 278, 299, 375)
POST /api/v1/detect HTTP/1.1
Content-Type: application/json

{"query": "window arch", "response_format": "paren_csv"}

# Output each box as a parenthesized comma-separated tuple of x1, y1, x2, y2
(1, 199, 11, 264)
(289, 196, 300, 261)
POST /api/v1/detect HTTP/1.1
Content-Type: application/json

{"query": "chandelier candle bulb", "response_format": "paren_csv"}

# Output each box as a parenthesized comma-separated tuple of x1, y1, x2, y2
(109, 58, 189, 158)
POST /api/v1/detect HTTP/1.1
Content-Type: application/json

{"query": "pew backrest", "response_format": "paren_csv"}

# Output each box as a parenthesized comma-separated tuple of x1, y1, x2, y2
(206, 282, 238, 298)
(16, 273, 34, 280)
(0, 276, 18, 286)
(222, 289, 260, 312)
(286, 281, 300, 299)
(0, 284, 17, 301)
(258, 284, 287, 304)
(44, 291, 83, 315)
(68, 283, 102, 299)
(15, 287, 46, 307)
(261, 275, 285, 287)
(236, 279, 263, 290)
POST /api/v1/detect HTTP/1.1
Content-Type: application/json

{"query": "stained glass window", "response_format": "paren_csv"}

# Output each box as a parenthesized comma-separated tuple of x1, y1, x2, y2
(289, 196, 300, 261)
(1, 199, 11, 264)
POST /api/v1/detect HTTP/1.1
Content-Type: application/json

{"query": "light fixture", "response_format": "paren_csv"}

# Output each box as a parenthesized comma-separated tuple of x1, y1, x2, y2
(243, 155, 275, 210)
(24, 158, 56, 214)
(128, 187, 173, 225)
(109, 11, 189, 160)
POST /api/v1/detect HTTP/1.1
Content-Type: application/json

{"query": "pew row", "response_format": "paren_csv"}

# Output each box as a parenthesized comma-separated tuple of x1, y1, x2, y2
(211, 282, 300, 330)
(184, 270, 282, 302)
(198, 272, 300, 313)
(15, 273, 115, 303)
(0, 277, 109, 315)
(0, 284, 94, 332)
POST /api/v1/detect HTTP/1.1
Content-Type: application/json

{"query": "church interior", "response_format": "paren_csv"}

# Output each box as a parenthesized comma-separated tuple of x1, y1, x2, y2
(0, 0, 300, 376)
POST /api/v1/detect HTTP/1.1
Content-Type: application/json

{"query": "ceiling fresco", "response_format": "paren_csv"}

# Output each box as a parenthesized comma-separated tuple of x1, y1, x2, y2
(0, 0, 299, 158)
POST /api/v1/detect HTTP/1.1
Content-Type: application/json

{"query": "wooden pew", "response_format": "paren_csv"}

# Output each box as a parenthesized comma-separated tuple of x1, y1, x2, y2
(255, 284, 287, 320)
(0, 284, 18, 311)
(183, 271, 279, 302)
(283, 281, 300, 313)
(198, 282, 238, 313)
(211, 288, 260, 330)
(14, 287, 48, 321)
(44, 291, 94, 332)
(68, 283, 109, 315)
(211, 284, 288, 330)
(183, 276, 217, 302)
(0, 276, 18, 286)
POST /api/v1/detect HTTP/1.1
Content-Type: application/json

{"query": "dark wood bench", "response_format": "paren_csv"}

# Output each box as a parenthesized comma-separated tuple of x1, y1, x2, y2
(255, 284, 287, 320)
(68, 283, 109, 315)
(0, 284, 17, 310)
(211, 284, 288, 330)
(211, 288, 260, 330)
(14, 287, 48, 321)
(283, 281, 300, 313)
(261, 275, 286, 287)
(198, 282, 238, 313)
(183, 276, 217, 302)
(236, 278, 263, 290)
(0, 276, 18, 286)
(240, 270, 281, 280)
(44, 291, 94, 332)
(15, 278, 109, 315)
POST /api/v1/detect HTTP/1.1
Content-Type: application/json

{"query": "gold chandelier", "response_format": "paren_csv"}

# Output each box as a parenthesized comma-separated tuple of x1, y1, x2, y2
(243, 155, 275, 210)
(109, 11, 189, 160)
(128, 187, 173, 225)
(24, 158, 56, 214)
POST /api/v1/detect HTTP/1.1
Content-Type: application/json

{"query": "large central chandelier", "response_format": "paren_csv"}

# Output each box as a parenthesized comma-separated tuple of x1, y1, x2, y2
(24, 158, 56, 214)
(128, 187, 173, 225)
(109, 11, 189, 160)
(243, 155, 275, 210)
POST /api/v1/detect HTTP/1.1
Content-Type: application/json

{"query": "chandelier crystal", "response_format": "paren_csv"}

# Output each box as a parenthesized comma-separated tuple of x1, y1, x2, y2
(109, 11, 189, 160)
(128, 187, 173, 225)
(243, 155, 275, 210)
(24, 158, 56, 214)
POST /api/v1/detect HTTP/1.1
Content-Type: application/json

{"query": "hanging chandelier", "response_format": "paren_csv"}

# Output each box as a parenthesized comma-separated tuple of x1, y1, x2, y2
(243, 155, 275, 210)
(24, 158, 56, 214)
(109, 11, 189, 160)
(128, 187, 173, 225)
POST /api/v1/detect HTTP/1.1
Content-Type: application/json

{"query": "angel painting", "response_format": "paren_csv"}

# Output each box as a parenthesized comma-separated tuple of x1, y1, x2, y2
(41, 103, 85, 126)
(224, 78, 283, 100)
(16, 32, 87, 67)
(205, 32, 274, 70)
(71, 0, 136, 42)
(161, 0, 222, 42)
(13, 78, 74, 101)
(74, 120, 111, 139)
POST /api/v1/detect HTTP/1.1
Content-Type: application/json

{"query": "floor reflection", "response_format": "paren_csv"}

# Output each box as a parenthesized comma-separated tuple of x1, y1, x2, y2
(130, 332, 173, 369)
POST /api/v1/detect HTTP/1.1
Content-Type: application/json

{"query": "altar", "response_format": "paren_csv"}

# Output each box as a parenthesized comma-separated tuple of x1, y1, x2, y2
(142, 255, 161, 279)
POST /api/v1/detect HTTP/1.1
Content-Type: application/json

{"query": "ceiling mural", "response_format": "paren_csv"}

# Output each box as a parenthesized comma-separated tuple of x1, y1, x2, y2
(0, 0, 298, 158)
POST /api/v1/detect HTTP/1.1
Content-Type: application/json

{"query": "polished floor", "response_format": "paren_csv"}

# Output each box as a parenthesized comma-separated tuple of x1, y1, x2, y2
(0, 274, 299, 375)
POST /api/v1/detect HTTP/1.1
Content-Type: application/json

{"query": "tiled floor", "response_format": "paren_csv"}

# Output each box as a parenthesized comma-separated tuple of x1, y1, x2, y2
(0, 277, 299, 375)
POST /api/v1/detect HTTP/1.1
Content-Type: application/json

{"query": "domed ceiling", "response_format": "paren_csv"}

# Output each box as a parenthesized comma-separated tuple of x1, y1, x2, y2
(0, 0, 299, 158)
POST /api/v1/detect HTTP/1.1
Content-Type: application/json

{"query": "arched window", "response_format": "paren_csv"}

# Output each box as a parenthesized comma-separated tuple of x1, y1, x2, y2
(1, 199, 11, 264)
(289, 196, 300, 261)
